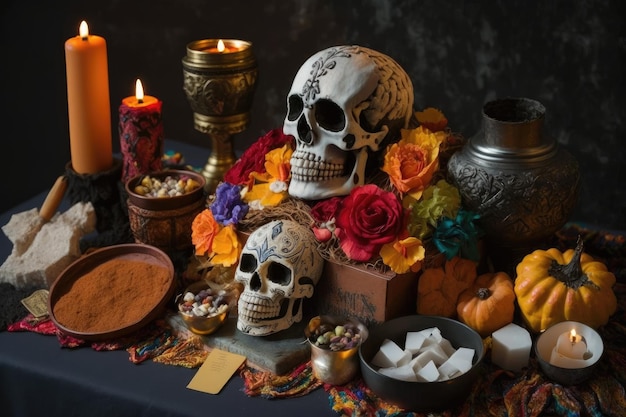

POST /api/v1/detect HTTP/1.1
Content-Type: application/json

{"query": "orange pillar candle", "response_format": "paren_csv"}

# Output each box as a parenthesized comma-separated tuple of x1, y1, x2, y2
(118, 79, 164, 183)
(64, 21, 113, 174)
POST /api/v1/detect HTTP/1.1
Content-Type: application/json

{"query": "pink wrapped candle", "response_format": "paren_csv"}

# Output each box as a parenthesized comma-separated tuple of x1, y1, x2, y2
(119, 79, 164, 182)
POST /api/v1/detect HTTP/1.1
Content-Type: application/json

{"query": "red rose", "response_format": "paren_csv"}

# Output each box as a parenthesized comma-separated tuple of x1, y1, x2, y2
(224, 128, 294, 185)
(335, 184, 406, 262)
(310, 197, 343, 242)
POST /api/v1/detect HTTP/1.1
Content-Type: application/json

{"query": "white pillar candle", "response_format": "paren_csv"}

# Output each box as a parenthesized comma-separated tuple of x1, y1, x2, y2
(491, 323, 532, 371)
(549, 328, 592, 368)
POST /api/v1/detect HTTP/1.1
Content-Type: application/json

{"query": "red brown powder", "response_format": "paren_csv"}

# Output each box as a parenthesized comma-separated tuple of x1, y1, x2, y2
(53, 258, 171, 333)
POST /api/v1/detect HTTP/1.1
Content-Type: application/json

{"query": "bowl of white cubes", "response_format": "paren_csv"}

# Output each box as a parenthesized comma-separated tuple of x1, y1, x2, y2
(358, 315, 485, 412)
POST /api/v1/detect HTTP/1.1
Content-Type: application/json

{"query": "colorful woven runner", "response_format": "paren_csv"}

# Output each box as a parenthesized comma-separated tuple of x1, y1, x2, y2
(3, 222, 626, 415)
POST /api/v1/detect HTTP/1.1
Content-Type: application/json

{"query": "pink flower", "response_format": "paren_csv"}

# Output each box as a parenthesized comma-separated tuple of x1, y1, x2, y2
(335, 185, 406, 262)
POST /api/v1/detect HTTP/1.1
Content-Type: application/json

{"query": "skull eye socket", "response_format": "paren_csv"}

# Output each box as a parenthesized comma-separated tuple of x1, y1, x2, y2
(239, 253, 258, 273)
(315, 99, 345, 132)
(287, 95, 304, 121)
(267, 262, 292, 286)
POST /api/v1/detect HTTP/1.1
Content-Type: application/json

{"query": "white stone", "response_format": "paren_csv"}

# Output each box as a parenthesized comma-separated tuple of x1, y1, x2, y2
(412, 346, 448, 370)
(491, 323, 532, 371)
(405, 331, 427, 354)
(0, 202, 96, 289)
(378, 362, 418, 382)
(416, 360, 440, 382)
(417, 342, 449, 365)
(446, 347, 475, 373)
(436, 360, 461, 381)
(371, 339, 407, 368)
(438, 337, 457, 357)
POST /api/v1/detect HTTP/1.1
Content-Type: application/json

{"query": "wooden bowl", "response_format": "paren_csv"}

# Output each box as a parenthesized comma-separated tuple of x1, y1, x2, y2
(125, 169, 206, 252)
(48, 244, 175, 341)
(125, 169, 206, 211)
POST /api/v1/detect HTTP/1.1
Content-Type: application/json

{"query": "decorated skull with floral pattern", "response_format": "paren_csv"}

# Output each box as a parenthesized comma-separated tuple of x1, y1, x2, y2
(284, 45, 414, 200)
(235, 219, 324, 336)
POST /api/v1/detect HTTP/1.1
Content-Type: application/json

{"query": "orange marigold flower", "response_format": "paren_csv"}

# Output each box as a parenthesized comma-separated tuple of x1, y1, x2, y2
(191, 209, 220, 257)
(380, 237, 425, 274)
(211, 224, 241, 267)
(415, 107, 448, 132)
(382, 127, 442, 200)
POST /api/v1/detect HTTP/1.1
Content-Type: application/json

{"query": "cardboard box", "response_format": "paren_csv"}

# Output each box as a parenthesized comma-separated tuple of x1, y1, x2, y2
(312, 261, 419, 326)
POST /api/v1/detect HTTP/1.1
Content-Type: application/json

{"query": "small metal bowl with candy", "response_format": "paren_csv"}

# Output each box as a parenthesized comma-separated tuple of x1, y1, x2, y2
(305, 315, 368, 385)
(176, 280, 236, 335)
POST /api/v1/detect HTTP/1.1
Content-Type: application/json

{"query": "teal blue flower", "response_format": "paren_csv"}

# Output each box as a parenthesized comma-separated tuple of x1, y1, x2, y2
(433, 209, 482, 261)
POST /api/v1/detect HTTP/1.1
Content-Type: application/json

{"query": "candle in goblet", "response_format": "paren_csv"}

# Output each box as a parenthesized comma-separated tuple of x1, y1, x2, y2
(65, 20, 113, 174)
(207, 39, 243, 53)
(118, 79, 164, 183)
(182, 38, 258, 193)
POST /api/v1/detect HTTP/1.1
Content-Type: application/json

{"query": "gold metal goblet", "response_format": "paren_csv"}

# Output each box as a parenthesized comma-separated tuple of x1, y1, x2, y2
(182, 39, 258, 193)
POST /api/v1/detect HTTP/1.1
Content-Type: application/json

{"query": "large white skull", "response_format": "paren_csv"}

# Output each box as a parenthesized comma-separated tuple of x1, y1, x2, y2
(284, 45, 414, 200)
(235, 219, 323, 336)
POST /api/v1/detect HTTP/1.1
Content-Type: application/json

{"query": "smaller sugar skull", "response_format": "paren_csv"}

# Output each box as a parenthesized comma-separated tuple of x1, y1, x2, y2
(235, 219, 324, 336)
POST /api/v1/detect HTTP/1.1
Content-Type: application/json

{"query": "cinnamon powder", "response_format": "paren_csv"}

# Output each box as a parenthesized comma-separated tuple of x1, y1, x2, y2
(53, 258, 171, 333)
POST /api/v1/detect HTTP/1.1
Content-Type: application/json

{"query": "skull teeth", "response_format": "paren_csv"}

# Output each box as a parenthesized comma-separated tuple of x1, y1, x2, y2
(291, 151, 344, 181)
(238, 292, 282, 321)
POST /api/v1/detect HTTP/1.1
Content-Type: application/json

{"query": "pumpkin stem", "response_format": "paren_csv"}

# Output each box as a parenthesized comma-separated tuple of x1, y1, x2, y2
(548, 236, 599, 290)
(477, 288, 491, 300)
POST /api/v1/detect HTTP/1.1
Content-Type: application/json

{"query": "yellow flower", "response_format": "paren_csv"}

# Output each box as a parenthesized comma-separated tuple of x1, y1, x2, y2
(264, 144, 292, 182)
(191, 209, 220, 257)
(382, 127, 443, 200)
(415, 107, 448, 132)
(380, 237, 425, 274)
(211, 224, 241, 267)
(244, 144, 292, 207)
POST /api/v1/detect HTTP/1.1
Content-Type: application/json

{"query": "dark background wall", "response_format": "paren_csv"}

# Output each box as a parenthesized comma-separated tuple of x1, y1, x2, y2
(2, 0, 625, 230)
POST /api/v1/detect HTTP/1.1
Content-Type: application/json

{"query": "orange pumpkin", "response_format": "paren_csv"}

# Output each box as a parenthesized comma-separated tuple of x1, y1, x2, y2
(417, 256, 477, 317)
(456, 271, 515, 337)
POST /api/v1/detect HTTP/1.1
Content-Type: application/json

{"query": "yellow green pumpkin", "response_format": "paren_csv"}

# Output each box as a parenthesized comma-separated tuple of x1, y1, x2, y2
(514, 238, 617, 332)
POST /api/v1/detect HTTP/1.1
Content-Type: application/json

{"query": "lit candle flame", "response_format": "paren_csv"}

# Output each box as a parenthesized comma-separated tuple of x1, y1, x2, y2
(217, 39, 225, 52)
(79, 21, 89, 39)
(135, 79, 144, 103)
(569, 329, 578, 343)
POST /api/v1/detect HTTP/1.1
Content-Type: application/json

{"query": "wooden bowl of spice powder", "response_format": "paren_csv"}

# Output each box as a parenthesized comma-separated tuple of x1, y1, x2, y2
(48, 244, 175, 341)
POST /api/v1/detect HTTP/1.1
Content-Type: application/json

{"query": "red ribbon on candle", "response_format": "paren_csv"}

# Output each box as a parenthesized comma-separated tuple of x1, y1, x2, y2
(118, 79, 164, 182)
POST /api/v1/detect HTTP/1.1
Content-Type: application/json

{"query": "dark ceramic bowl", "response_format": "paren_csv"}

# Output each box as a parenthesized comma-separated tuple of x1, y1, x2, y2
(125, 169, 206, 211)
(48, 244, 175, 341)
(534, 320, 604, 385)
(359, 315, 485, 412)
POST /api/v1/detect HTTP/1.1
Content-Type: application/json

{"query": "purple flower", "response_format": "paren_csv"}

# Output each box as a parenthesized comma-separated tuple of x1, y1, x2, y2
(210, 182, 249, 226)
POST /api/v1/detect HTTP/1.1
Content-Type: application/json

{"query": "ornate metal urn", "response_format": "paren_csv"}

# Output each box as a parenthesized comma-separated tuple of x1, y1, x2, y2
(447, 98, 580, 272)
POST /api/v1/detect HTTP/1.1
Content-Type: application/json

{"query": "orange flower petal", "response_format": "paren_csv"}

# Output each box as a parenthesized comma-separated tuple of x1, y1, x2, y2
(211, 225, 241, 267)
(191, 209, 220, 257)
